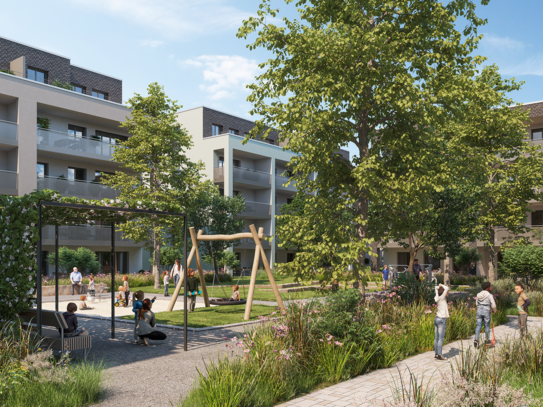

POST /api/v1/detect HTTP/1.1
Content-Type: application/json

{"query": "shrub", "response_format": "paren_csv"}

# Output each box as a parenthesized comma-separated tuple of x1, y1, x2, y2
(46, 247, 101, 274)
(500, 245, 543, 283)
(390, 272, 434, 304)
(200, 271, 233, 283)
(454, 247, 482, 274)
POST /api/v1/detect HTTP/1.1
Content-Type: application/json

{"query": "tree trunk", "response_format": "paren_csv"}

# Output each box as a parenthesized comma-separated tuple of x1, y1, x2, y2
(354, 197, 368, 301)
(445, 257, 452, 287)
(408, 233, 417, 275)
(487, 227, 497, 283)
(370, 241, 379, 272)
(153, 231, 161, 289)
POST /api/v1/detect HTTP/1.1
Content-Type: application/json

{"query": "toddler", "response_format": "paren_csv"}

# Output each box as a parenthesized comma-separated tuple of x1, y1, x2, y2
(163, 270, 170, 296)
(230, 284, 241, 301)
(79, 295, 94, 310)
(515, 282, 530, 337)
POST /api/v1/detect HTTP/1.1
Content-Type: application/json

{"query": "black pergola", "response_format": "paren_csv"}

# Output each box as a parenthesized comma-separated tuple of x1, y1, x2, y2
(36, 201, 189, 350)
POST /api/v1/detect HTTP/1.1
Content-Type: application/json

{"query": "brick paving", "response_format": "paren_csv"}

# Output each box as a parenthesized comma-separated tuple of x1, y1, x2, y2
(276, 316, 543, 407)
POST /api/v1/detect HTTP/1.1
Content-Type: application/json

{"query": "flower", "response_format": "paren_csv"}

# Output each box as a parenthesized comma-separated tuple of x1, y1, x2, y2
(377, 329, 382, 334)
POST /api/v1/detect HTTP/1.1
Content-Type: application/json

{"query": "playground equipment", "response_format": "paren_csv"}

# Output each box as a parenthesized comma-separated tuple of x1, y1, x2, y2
(166, 224, 285, 320)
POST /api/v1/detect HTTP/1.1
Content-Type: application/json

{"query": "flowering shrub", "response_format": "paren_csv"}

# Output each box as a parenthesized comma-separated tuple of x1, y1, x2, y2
(42, 271, 156, 288)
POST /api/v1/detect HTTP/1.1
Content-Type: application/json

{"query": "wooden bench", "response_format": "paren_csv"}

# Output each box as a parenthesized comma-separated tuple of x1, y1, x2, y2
(19, 309, 92, 360)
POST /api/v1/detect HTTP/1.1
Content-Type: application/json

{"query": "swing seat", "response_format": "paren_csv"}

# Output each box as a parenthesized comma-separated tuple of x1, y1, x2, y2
(209, 298, 247, 306)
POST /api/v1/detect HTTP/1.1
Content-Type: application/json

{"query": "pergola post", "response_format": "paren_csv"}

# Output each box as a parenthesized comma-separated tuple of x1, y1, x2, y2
(55, 225, 59, 312)
(111, 221, 116, 339)
(183, 217, 188, 352)
(37, 204, 42, 336)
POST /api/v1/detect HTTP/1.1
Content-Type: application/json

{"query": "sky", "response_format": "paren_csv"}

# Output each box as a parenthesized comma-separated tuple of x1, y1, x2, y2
(1, 0, 543, 160)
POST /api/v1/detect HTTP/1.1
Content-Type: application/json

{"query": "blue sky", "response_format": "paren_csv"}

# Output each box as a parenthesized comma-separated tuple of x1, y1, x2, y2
(1, 0, 542, 159)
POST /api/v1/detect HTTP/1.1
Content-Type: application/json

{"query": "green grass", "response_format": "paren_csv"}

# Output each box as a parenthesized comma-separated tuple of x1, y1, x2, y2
(120, 304, 277, 328)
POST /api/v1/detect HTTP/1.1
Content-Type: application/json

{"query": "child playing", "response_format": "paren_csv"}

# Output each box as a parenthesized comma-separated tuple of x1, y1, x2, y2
(382, 265, 389, 289)
(79, 295, 94, 310)
(88, 274, 95, 298)
(434, 283, 449, 361)
(132, 291, 156, 342)
(474, 282, 497, 348)
(163, 270, 170, 297)
(63, 303, 86, 337)
(230, 284, 241, 301)
(515, 282, 530, 338)
(186, 270, 199, 313)
(122, 275, 130, 307)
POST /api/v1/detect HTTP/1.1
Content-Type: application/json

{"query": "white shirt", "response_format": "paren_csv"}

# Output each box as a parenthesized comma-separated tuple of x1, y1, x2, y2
(434, 285, 449, 319)
(70, 271, 82, 283)
(171, 264, 182, 277)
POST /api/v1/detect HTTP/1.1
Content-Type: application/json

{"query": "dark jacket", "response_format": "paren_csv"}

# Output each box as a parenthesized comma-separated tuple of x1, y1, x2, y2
(187, 276, 199, 294)
(63, 311, 78, 333)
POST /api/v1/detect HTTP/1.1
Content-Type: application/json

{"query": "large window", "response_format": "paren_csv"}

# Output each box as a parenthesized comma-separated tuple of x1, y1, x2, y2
(229, 128, 239, 135)
(72, 84, 86, 94)
(68, 167, 86, 181)
(397, 252, 410, 266)
(212, 124, 223, 136)
(68, 124, 85, 138)
(27, 67, 48, 83)
(287, 253, 295, 262)
(37, 163, 48, 178)
(96, 252, 128, 274)
(94, 170, 114, 182)
(92, 90, 108, 100)
(95, 130, 127, 144)
(532, 129, 543, 141)
(533, 210, 543, 226)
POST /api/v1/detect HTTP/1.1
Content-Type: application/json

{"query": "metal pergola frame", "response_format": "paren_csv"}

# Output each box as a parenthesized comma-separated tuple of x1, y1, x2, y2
(36, 201, 190, 351)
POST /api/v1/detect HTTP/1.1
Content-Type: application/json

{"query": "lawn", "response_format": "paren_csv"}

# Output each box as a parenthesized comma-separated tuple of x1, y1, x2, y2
(120, 304, 277, 328)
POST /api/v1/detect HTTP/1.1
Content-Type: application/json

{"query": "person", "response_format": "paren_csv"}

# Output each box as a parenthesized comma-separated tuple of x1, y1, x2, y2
(79, 295, 94, 310)
(434, 283, 450, 361)
(132, 291, 156, 343)
(122, 275, 130, 307)
(382, 265, 389, 289)
(474, 281, 497, 348)
(136, 298, 167, 345)
(171, 259, 183, 288)
(88, 274, 95, 298)
(63, 302, 86, 337)
(515, 282, 531, 338)
(412, 259, 422, 281)
(70, 267, 83, 295)
(230, 284, 241, 301)
(187, 269, 199, 312)
(163, 270, 170, 297)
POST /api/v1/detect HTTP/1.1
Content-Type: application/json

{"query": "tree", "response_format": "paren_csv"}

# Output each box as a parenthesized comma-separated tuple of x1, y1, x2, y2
(47, 247, 101, 274)
(187, 188, 246, 279)
(454, 247, 482, 275)
(160, 246, 183, 272)
(500, 245, 543, 285)
(203, 250, 241, 271)
(238, 0, 496, 291)
(102, 83, 208, 289)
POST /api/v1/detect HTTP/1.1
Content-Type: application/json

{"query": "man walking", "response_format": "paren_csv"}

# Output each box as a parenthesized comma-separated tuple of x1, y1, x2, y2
(70, 267, 83, 295)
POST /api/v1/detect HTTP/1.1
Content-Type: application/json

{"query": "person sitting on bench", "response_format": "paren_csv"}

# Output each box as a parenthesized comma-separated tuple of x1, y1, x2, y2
(63, 302, 86, 337)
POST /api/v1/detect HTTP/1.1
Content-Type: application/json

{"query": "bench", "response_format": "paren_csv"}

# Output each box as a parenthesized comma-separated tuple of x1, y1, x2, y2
(19, 309, 92, 360)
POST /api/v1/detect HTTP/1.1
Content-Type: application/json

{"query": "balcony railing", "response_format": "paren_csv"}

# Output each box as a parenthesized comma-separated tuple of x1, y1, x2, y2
(213, 166, 272, 188)
(42, 225, 124, 243)
(37, 128, 121, 159)
(236, 238, 272, 250)
(275, 175, 297, 192)
(241, 201, 272, 218)
(0, 120, 17, 143)
(0, 170, 17, 193)
(37, 176, 119, 200)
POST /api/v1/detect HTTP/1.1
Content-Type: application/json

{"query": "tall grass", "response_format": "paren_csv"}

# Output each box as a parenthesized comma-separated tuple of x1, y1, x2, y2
(0, 321, 41, 373)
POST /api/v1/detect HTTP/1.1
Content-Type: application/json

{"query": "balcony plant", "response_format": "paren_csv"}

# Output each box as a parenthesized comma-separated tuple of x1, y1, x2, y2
(51, 80, 73, 90)
(0, 69, 15, 75)
(36, 117, 51, 130)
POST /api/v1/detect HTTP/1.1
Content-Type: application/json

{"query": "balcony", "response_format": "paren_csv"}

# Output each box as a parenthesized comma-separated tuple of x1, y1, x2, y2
(241, 201, 272, 218)
(0, 170, 17, 195)
(37, 176, 119, 200)
(275, 175, 297, 192)
(0, 120, 17, 145)
(235, 238, 272, 250)
(213, 166, 272, 188)
(37, 129, 120, 160)
(42, 225, 137, 247)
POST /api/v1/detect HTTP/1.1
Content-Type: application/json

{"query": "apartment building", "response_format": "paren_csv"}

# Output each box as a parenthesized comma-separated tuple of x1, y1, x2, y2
(176, 106, 350, 269)
(380, 100, 543, 277)
(0, 36, 145, 274)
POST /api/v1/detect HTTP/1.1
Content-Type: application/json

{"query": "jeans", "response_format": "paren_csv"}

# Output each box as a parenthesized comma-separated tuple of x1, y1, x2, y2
(174, 275, 180, 287)
(518, 314, 528, 337)
(434, 317, 447, 356)
(475, 309, 491, 341)
(164, 283, 169, 295)
(139, 331, 167, 340)
(71, 282, 83, 295)
(65, 327, 84, 337)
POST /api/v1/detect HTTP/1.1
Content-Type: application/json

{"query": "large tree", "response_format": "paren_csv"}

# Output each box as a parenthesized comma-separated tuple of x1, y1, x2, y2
(238, 0, 496, 289)
(102, 83, 207, 288)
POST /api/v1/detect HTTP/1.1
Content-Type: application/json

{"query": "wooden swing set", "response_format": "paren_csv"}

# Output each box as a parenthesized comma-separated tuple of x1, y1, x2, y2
(166, 224, 285, 320)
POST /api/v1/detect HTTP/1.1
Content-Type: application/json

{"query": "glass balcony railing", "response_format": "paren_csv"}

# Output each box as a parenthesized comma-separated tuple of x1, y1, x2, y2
(42, 225, 124, 243)
(0, 170, 17, 192)
(37, 128, 122, 158)
(241, 201, 272, 218)
(37, 176, 119, 200)
(213, 166, 272, 188)
(275, 175, 297, 191)
(235, 238, 271, 250)
(0, 120, 17, 143)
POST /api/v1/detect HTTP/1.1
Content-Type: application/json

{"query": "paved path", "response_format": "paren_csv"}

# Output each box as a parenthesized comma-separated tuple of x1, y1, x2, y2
(277, 316, 543, 407)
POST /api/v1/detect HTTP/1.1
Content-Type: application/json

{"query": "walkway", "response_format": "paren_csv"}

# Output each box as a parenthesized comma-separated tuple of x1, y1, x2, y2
(277, 316, 543, 407)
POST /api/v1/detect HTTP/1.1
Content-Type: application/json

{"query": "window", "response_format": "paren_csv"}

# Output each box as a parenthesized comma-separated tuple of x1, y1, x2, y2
(72, 84, 86, 94)
(68, 124, 85, 138)
(94, 130, 128, 144)
(287, 198, 294, 204)
(27, 67, 48, 83)
(229, 128, 239, 135)
(92, 90, 108, 100)
(233, 190, 241, 196)
(533, 210, 543, 226)
(287, 253, 295, 263)
(68, 167, 86, 181)
(212, 124, 223, 136)
(265, 138, 275, 145)
(233, 159, 241, 168)
(96, 252, 128, 274)
(37, 163, 48, 178)
(218, 156, 225, 168)
(532, 129, 543, 141)
(397, 252, 410, 266)
(94, 170, 113, 182)
(219, 188, 224, 196)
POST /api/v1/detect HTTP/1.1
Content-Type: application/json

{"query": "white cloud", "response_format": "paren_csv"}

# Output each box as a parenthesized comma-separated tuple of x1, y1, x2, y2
(140, 39, 163, 48)
(181, 55, 260, 100)
(67, 0, 251, 39)
(482, 35, 527, 51)
(501, 56, 543, 76)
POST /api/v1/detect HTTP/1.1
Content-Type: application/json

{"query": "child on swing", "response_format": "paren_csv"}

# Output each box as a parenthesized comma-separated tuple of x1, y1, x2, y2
(230, 284, 241, 301)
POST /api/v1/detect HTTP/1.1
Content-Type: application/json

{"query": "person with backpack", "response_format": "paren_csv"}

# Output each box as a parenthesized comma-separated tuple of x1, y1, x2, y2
(474, 281, 497, 348)
(515, 282, 531, 338)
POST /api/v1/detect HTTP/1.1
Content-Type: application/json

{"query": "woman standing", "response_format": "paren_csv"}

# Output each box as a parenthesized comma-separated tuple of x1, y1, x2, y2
(136, 298, 167, 345)
(434, 283, 450, 361)
(171, 259, 183, 288)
